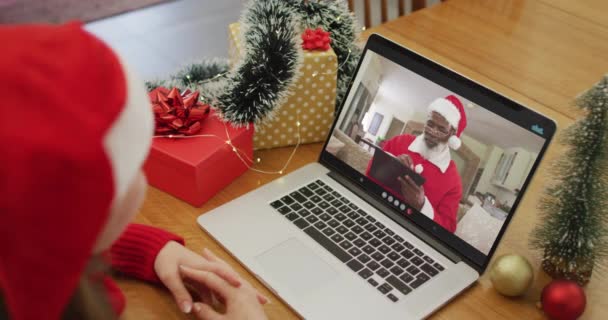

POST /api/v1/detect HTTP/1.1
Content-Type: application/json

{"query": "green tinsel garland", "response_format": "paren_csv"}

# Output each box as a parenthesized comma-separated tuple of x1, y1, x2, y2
(147, 0, 360, 126)
(145, 58, 230, 92)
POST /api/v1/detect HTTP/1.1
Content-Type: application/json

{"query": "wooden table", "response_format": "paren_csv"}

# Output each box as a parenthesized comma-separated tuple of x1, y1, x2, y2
(118, 0, 608, 319)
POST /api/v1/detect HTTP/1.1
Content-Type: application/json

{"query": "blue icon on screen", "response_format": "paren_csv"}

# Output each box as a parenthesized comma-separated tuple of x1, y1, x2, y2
(531, 124, 544, 135)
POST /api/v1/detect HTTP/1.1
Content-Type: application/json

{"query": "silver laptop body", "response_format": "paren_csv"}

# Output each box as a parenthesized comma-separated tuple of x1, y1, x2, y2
(198, 34, 555, 319)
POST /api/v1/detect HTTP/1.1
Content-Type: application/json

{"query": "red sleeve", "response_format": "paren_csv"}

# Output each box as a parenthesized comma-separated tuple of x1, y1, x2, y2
(429, 184, 461, 233)
(108, 223, 184, 283)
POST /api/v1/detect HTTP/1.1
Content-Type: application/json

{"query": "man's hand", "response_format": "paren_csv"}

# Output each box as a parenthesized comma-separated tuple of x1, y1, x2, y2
(398, 175, 425, 210)
(154, 242, 268, 314)
(396, 154, 414, 169)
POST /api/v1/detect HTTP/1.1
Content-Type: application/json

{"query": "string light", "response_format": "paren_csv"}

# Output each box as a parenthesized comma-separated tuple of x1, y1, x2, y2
(186, 35, 353, 87)
(158, 60, 349, 172)
(154, 10, 357, 174)
(308, 41, 353, 78)
(153, 114, 303, 175)
(182, 71, 229, 88)
(229, 115, 302, 175)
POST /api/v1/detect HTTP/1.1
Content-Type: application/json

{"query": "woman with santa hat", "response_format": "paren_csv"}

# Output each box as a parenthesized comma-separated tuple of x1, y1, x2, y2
(0, 23, 267, 320)
(368, 95, 467, 233)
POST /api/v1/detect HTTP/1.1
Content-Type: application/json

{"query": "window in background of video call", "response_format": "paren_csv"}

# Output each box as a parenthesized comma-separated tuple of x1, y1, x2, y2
(326, 51, 546, 255)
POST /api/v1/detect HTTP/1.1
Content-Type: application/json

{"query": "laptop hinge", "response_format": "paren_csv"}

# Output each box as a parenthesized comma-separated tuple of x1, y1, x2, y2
(327, 170, 462, 264)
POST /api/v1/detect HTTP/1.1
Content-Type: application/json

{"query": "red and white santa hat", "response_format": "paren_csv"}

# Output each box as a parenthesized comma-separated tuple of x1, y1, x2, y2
(0, 23, 153, 320)
(427, 95, 467, 150)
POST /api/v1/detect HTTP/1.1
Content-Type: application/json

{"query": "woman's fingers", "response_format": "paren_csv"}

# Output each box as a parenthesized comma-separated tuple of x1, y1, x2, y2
(202, 262, 242, 287)
(180, 266, 234, 299)
(202, 247, 219, 260)
(159, 270, 193, 314)
(192, 302, 223, 320)
(202, 248, 269, 305)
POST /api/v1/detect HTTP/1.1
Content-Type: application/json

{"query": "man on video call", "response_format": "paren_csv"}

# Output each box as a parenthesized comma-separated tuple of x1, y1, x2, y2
(368, 95, 467, 233)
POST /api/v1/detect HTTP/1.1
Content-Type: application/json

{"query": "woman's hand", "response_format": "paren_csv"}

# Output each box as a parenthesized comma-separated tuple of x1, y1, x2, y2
(180, 266, 269, 320)
(154, 242, 268, 313)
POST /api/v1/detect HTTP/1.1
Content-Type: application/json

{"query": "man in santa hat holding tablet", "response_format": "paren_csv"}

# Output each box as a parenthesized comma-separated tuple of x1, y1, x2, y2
(368, 95, 467, 233)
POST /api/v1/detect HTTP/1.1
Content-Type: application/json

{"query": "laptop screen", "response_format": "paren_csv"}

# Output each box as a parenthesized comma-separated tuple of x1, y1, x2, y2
(320, 35, 555, 270)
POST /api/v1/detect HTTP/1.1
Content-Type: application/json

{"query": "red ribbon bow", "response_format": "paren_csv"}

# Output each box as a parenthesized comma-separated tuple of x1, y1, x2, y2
(302, 28, 331, 51)
(150, 87, 210, 136)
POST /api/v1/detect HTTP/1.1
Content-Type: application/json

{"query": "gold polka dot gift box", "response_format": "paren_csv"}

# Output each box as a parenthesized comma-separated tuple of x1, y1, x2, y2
(229, 23, 338, 150)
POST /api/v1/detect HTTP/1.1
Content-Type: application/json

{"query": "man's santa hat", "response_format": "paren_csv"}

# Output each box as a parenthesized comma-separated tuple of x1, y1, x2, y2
(427, 95, 467, 150)
(0, 23, 153, 319)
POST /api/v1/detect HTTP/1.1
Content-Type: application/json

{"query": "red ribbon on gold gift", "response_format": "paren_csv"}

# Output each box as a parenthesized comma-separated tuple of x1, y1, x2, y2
(150, 87, 210, 136)
(302, 28, 331, 51)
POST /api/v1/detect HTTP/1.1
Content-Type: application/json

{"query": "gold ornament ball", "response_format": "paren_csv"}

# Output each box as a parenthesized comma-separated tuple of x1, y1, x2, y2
(490, 254, 534, 297)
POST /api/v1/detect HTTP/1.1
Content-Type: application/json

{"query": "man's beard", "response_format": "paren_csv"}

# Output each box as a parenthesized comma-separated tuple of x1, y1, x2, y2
(419, 133, 449, 160)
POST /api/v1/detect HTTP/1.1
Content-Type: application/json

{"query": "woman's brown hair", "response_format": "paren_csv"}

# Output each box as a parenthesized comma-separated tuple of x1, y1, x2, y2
(1, 256, 116, 320)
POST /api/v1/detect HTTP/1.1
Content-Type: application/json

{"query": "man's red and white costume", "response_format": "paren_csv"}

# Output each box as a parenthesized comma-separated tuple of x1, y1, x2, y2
(367, 95, 468, 233)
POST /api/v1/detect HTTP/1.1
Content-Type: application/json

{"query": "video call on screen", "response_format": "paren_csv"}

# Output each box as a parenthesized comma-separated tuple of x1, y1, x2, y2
(326, 51, 546, 255)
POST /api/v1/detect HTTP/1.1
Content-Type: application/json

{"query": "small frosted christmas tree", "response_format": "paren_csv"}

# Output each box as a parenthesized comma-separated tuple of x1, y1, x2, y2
(530, 75, 608, 285)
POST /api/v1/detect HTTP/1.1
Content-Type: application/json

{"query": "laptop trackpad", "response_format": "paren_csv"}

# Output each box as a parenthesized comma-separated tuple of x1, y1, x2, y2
(255, 238, 337, 297)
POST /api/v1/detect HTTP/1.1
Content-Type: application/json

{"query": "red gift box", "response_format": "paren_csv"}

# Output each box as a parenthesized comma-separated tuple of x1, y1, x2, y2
(144, 109, 254, 207)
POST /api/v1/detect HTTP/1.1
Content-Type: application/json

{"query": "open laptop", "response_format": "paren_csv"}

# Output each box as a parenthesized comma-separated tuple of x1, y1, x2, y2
(198, 34, 555, 319)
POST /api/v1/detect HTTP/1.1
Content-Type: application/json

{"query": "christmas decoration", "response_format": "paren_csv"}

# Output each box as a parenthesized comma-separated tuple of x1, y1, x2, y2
(144, 107, 254, 206)
(294, 0, 360, 110)
(530, 75, 608, 285)
(150, 87, 210, 136)
(173, 58, 230, 93)
(540, 280, 586, 320)
(211, 0, 303, 125)
(229, 22, 337, 149)
(147, 0, 360, 126)
(302, 28, 331, 51)
(489, 254, 534, 297)
(145, 59, 230, 94)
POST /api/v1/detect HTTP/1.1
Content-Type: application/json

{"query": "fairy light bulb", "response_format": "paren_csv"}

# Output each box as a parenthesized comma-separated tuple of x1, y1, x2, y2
(154, 109, 301, 175)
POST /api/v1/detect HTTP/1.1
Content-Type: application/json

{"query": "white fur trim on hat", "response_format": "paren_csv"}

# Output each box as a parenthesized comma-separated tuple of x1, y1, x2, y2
(428, 98, 461, 129)
(103, 56, 154, 203)
(448, 135, 462, 150)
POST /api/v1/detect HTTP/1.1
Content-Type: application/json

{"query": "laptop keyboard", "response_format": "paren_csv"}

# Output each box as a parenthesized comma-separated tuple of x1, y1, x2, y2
(269, 180, 445, 303)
